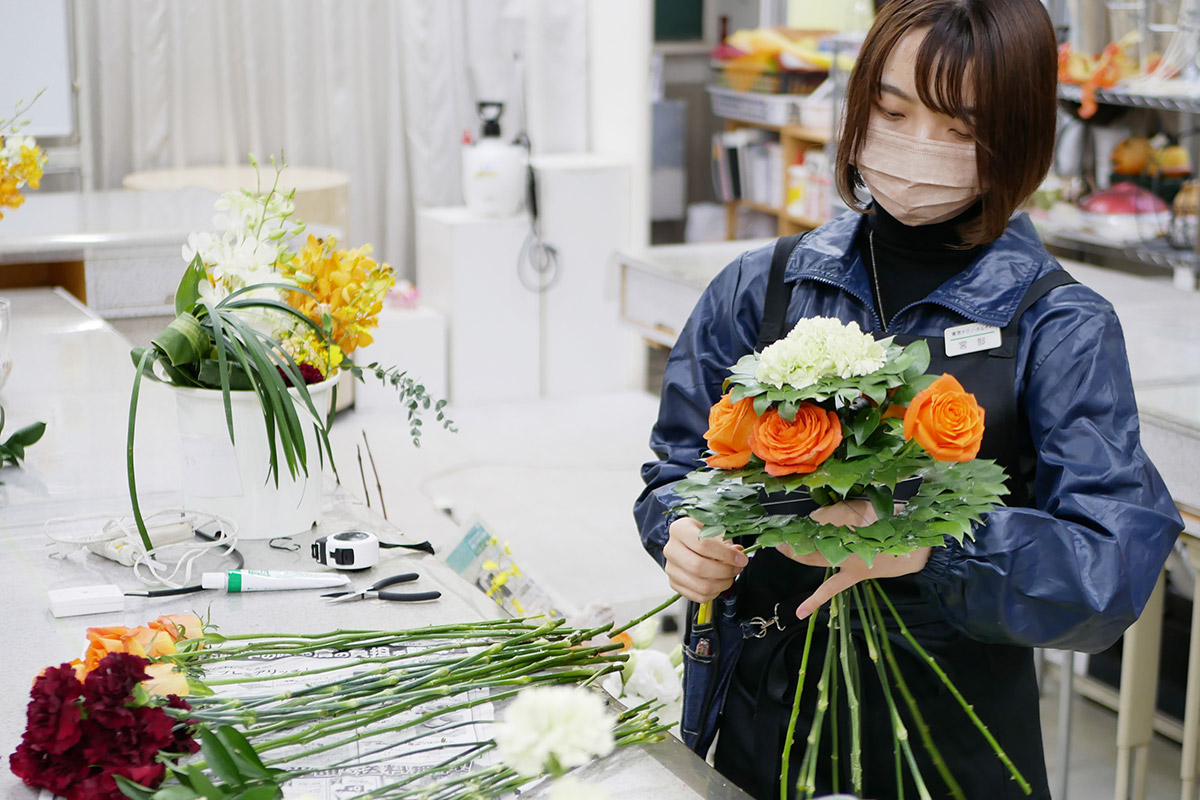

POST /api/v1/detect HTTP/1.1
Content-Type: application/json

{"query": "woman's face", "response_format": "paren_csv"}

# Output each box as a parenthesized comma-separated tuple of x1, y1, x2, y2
(872, 28, 974, 145)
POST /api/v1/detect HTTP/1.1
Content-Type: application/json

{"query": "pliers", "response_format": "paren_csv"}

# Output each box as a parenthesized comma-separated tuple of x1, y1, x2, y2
(322, 572, 442, 604)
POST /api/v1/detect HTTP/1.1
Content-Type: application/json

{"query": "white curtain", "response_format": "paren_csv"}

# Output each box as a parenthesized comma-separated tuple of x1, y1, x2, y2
(77, 0, 588, 276)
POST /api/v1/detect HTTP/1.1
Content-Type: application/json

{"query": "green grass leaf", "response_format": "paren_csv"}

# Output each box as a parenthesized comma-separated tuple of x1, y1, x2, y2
(175, 253, 208, 317)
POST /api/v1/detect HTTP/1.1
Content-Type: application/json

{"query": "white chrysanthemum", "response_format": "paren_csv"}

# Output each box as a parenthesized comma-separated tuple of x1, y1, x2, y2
(756, 316, 886, 389)
(493, 686, 616, 777)
(624, 649, 681, 704)
(548, 776, 611, 800)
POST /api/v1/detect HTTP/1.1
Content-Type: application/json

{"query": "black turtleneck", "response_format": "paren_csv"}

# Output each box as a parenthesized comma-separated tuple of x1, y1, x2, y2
(857, 201, 983, 331)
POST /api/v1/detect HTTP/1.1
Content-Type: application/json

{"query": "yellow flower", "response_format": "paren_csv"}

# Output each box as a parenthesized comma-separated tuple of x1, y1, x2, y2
(281, 233, 395, 363)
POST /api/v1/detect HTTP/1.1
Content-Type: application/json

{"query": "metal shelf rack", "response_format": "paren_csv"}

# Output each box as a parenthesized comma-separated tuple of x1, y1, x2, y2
(1058, 82, 1200, 114)
(1055, 81, 1200, 289)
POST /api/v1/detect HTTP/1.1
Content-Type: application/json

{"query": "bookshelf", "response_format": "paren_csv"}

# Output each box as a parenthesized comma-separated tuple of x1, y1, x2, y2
(719, 119, 831, 240)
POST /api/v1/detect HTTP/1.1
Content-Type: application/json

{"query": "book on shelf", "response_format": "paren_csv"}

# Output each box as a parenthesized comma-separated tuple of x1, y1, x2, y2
(711, 128, 782, 207)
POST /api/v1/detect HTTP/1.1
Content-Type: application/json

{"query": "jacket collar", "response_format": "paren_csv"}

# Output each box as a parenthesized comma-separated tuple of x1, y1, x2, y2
(785, 210, 1052, 328)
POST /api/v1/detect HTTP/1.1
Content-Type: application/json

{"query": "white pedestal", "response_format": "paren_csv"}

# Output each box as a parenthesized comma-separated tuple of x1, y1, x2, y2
(352, 306, 449, 413)
(533, 154, 640, 396)
(416, 209, 538, 405)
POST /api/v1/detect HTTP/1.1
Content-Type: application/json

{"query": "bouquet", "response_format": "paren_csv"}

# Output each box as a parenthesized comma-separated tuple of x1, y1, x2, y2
(8, 615, 207, 800)
(0, 94, 48, 220)
(9, 611, 673, 800)
(671, 317, 1023, 799)
(127, 157, 453, 552)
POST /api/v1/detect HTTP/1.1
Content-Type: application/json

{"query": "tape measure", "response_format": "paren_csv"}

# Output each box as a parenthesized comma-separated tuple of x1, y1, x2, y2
(311, 530, 379, 570)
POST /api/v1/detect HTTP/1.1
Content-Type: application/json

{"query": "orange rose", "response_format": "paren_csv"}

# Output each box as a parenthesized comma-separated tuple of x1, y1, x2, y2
(749, 403, 843, 477)
(704, 393, 758, 469)
(143, 663, 190, 698)
(149, 613, 204, 642)
(903, 374, 985, 462)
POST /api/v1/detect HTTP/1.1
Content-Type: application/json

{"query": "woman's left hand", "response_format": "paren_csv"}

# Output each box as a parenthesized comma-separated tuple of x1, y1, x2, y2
(777, 499, 932, 619)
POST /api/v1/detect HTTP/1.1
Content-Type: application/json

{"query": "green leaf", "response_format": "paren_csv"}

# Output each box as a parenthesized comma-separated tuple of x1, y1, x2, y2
(202, 300, 236, 447)
(753, 394, 772, 417)
(175, 253, 208, 316)
(814, 535, 850, 566)
(852, 408, 880, 446)
(151, 786, 202, 800)
(112, 774, 157, 800)
(778, 400, 798, 423)
(198, 729, 243, 787)
(230, 786, 282, 800)
(152, 313, 211, 368)
(864, 483, 894, 520)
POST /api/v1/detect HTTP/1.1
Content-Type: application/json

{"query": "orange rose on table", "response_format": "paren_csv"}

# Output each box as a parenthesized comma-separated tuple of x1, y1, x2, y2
(749, 403, 843, 477)
(903, 373, 985, 462)
(704, 392, 758, 469)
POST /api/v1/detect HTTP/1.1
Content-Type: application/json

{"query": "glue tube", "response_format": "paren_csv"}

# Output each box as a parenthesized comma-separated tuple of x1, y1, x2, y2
(200, 569, 350, 592)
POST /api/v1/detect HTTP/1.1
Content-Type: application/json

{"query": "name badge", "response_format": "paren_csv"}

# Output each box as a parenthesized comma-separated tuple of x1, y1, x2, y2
(944, 323, 1002, 357)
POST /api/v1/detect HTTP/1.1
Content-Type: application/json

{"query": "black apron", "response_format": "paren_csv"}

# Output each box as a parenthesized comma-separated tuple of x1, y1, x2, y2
(711, 234, 1075, 800)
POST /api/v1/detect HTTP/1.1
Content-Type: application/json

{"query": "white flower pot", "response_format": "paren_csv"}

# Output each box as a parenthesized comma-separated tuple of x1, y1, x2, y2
(173, 375, 336, 539)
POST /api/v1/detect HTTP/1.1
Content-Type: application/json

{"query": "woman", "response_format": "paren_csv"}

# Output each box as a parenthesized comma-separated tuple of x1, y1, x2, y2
(634, 0, 1183, 798)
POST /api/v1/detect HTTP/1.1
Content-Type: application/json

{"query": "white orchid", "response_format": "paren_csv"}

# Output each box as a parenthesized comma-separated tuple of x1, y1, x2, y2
(214, 187, 295, 239)
(493, 686, 615, 777)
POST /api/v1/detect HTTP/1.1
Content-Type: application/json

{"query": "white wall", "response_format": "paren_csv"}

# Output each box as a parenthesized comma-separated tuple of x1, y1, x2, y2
(587, 0, 652, 251)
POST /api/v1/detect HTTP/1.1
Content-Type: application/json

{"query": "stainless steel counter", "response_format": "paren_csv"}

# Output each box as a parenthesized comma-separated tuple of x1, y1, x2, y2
(0, 288, 750, 800)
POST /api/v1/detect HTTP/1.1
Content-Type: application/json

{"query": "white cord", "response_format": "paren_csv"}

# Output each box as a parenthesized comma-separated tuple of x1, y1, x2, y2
(43, 508, 240, 590)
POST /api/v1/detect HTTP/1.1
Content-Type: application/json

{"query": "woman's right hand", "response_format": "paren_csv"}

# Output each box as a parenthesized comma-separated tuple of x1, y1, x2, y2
(663, 517, 749, 603)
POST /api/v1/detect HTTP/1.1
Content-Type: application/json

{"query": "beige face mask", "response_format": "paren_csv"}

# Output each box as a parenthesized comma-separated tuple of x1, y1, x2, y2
(856, 123, 980, 225)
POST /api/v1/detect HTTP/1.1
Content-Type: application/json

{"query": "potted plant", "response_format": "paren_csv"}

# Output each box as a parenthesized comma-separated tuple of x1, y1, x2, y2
(127, 157, 451, 547)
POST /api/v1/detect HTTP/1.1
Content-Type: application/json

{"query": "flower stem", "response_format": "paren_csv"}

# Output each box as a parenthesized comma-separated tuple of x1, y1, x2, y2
(861, 582, 964, 800)
(836, 592, 863, 796)
(607, 593, 681, 639)
(851, 585, 931, 800)
(797, 603, 839, 799)
(779, 607, 819, 800)
(873, 583, 1032, 795)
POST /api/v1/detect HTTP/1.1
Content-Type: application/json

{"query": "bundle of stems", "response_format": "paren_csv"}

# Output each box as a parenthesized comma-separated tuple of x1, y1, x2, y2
(158, 612, 673, 799)
(777, 580, 1031, 800)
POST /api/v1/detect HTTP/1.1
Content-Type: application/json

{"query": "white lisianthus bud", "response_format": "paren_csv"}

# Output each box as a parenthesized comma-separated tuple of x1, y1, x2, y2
(624, 649, 682, 704)
(629, 617, 659, 650)
(493, 686, 616, 777)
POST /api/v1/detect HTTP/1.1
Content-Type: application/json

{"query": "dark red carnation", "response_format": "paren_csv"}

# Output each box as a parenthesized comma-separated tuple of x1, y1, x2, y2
(67, 762, 167, 800)
(278, 362, 325, 387)
(9, 741, 89, 796)
(82, 653, 150, 728)
(24, 663, 85, 755)
(82, 706, 175, 765)
(165, 695, 201, 755)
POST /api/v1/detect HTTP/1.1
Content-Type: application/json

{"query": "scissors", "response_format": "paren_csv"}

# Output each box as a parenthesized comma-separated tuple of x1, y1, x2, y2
(322, 572, 441, 604)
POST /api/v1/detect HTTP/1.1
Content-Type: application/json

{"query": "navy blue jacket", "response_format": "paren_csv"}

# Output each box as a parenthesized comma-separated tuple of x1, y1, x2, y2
(635, 210, 1183, 654)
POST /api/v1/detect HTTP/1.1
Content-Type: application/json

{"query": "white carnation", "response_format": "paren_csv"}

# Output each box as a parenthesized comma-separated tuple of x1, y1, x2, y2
(624, 649, 681, 704)
(493, 686, 616, 777)
(548, 776, 611, 800)
(756, 316, 886, 389)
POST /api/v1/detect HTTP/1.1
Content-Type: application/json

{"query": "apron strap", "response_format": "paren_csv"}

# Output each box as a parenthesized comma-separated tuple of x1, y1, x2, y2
(994, 270, 1079, 358)
(756, 233, 807, 352)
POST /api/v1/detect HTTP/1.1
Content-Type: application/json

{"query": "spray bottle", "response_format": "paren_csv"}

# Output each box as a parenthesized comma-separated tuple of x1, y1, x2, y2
(461, 101, 526, 217)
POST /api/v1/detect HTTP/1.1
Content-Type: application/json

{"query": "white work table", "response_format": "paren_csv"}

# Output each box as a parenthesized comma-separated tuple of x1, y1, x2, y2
(0, 188, 220, 320)
(0, 288, 750, 800)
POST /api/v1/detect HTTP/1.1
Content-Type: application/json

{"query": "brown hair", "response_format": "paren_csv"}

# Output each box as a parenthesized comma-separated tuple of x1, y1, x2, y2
(835, 0, 1058, 246)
